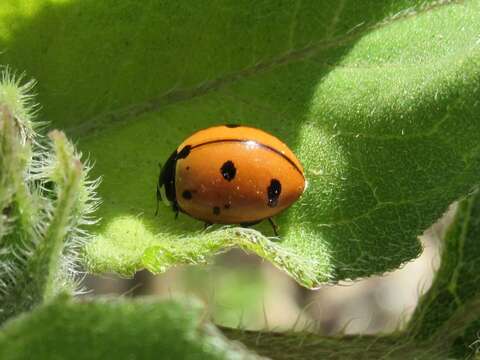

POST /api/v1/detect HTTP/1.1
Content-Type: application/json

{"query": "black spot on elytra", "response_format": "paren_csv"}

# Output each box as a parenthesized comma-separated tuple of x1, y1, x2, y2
(186, 166, 190, 170)
(182, 190, 192, 200)
(213, 206, 221, 215)
(176, 145, 191, 159)
(220, 160, 236, 181)
(267, 179, 282, 207)
(225, 124, 240, 128)
(224, 203, 231, 209)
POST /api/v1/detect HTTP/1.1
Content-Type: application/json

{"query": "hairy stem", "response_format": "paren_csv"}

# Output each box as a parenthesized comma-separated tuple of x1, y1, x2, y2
(28, 131, 83, 301)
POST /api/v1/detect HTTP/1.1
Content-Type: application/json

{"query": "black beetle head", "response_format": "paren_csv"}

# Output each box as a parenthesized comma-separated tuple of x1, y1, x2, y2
(156, 149, 178, 215)
(156, 145, 192, 216)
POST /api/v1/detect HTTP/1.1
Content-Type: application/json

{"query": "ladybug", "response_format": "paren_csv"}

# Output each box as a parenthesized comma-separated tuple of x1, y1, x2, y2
(156, 125, 306, 235)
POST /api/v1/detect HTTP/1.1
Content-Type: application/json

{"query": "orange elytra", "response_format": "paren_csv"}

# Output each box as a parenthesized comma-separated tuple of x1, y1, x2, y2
(156, 124, 306, 235)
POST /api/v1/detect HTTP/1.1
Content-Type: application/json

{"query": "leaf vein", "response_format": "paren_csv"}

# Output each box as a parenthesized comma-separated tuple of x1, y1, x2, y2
(67, 0, 455, 138)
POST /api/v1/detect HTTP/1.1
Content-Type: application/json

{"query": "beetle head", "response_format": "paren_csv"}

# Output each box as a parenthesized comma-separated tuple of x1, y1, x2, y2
(156, 149, 178, 214)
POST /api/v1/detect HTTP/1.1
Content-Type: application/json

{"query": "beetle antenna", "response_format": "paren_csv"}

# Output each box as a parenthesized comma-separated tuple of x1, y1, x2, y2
(155, 184, 161, 216)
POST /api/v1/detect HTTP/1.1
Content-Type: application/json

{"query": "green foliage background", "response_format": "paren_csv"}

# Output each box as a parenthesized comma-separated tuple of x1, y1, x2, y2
(1, 0, 480, 358)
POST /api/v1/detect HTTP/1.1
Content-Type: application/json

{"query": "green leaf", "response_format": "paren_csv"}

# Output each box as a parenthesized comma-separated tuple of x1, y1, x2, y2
(0, 294, 260, 360)
(219, 191, 480, 359)
(409, 190, 480, 357)
(1, 0, 480, 286)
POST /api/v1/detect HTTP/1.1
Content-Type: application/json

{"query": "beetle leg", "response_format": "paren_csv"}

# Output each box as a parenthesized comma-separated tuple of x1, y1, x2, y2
(268, 218, 279, 237)
(172, 202, 179, 219)
(203, 222, 212, 230)
(240, 220, 262, 228)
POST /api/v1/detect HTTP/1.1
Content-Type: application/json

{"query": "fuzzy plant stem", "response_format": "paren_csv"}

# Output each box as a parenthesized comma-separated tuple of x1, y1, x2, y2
(0, 71, 98, 323)
(28, 131, 82, 302)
